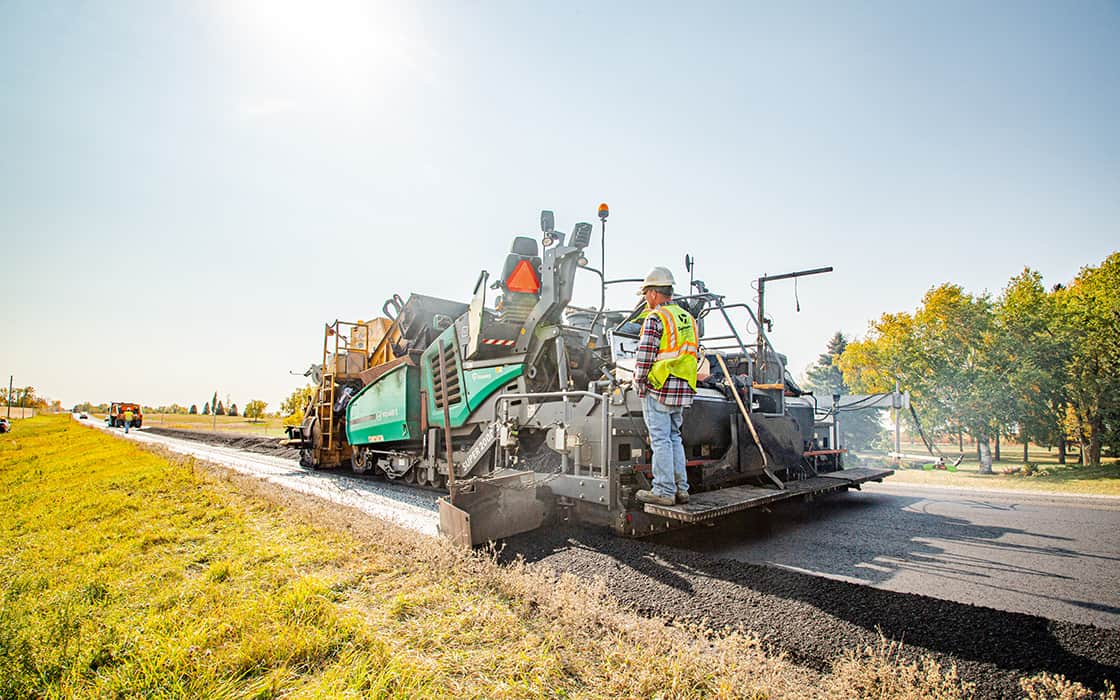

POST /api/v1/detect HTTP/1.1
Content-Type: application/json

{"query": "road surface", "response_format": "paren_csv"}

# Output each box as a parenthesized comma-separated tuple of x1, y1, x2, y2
(658, 481, 1120, 629)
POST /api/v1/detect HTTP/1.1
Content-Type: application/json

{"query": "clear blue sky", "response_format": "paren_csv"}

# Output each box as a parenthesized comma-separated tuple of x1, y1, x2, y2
(2, 1, 1117, 410)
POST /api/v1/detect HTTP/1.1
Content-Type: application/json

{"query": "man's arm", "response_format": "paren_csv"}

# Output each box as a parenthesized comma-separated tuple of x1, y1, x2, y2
(633, 313, 662, 397)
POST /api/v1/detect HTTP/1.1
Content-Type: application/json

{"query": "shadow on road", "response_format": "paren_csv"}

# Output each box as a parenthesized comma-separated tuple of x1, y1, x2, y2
(653, 489, 1119, 615)
(499, 494, 1120, 699)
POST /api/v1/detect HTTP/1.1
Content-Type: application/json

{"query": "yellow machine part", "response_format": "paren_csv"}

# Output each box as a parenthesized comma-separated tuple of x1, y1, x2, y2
(366, 317, 401, 369)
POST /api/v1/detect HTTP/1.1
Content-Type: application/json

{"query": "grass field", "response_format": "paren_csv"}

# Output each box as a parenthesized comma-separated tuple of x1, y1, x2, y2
(96, 412, 290, 438)
(857, 439, 1120, 496)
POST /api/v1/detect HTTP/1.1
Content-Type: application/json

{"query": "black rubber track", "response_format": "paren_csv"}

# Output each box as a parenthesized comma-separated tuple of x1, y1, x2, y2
(498, 524, 1120, 700)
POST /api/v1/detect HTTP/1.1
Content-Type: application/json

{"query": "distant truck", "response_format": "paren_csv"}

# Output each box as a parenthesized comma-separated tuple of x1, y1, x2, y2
(109, 402, 142, 428)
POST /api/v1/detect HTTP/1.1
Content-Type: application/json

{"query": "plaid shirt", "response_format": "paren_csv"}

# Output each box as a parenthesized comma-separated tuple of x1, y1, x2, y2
(633, 305, 696, 408)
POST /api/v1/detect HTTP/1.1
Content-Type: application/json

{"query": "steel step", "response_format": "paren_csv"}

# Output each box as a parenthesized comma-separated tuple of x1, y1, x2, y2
(643, 467, 894, 523)
(641, 484, 788, 523)
(817, 466, 895, 485)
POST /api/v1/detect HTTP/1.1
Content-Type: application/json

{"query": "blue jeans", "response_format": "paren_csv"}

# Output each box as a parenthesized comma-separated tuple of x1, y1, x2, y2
(124, 420, 129, 434)
(643, 394, 688, 499)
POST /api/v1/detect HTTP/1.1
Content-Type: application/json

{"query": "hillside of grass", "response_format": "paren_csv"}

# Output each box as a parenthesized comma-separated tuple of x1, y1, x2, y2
(2, 416, 1108, 699)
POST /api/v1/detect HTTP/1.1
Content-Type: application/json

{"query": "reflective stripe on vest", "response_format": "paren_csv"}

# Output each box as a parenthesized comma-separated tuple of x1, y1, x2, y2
(646, 303, 699, 390)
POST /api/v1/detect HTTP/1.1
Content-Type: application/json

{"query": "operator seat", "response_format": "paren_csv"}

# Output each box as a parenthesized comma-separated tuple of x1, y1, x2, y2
(497, 236, 542, 325)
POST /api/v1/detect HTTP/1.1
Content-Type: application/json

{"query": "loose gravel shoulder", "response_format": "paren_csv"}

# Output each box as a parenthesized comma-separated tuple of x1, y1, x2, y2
(499, 524, 1120, 700)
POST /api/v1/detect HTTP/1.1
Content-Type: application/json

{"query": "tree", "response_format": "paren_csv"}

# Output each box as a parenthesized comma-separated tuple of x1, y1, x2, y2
(1055, 253, 1120, 465)
(803, 332, 882, 452)
(228, 403, 238, 417)
(804, 332, 848, 394)
(189, 404, 198, 415)
(244, 400, 268, 422)
(215, 401, 225, 416)
(994, 269, 1070, 462)
(211, 391, 218, 416)
(10, 386, 47, 410)
(840, 284, 1008, 472)
(202, 402, 210, 415)
(281, 385, 317, 427)
(19, 386, 50, 411)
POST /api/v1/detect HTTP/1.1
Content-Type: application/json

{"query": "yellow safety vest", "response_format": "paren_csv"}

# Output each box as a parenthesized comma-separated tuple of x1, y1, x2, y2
(645, 303, 699, 390)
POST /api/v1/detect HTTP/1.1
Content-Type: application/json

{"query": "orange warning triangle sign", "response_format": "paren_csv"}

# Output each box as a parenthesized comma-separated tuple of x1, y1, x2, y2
(506, 259, 541, 293)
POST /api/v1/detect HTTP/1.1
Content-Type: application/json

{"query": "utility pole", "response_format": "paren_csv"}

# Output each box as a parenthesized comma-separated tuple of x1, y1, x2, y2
(893, 381, 902, 465)
(6, 376, 11, 419)
(832, 392, 842, 453)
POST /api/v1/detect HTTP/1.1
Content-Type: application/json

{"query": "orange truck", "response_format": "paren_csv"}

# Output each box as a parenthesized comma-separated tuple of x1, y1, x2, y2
(109, 402, 142, 428)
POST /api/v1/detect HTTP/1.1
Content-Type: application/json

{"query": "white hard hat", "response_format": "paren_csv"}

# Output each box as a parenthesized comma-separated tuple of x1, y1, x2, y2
(638, 266, 675, 295)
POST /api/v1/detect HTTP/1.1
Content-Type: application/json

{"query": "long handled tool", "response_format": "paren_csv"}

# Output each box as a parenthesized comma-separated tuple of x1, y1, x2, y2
(715, 353, 783, 488)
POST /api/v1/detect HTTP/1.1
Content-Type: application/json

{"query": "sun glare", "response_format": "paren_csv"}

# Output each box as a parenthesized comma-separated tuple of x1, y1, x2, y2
(214, 0, 422, 110)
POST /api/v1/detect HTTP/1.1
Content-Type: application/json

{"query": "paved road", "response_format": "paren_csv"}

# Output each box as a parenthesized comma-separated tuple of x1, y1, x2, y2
(658, 481, 1120, 629)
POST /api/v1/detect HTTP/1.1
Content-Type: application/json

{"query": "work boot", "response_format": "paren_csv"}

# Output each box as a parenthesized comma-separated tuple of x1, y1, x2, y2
(636, 489, 675, 507)
(675, 490, 690, 504)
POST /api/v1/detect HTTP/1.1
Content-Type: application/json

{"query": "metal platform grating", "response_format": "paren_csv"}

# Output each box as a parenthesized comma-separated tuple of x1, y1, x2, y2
(817, 467, 895, 484)
(644, 466, 894, 523)
(641, 484, 788, 523)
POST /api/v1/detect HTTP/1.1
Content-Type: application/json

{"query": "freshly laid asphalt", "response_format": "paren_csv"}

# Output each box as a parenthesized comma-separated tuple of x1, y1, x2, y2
(499, 521, 1120, 700)
(658, 482, 1120, 630)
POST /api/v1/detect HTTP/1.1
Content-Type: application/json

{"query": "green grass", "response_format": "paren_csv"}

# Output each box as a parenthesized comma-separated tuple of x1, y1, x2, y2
(858, 440, 1120, 496)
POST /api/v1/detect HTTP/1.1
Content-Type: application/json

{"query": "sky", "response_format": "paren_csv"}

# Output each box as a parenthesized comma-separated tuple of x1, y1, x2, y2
(1, 0, 1117, 411)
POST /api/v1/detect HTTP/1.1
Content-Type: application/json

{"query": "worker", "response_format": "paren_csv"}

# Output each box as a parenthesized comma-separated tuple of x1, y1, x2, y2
(633, 266, 698, 507)
(123, 408, 133, 434)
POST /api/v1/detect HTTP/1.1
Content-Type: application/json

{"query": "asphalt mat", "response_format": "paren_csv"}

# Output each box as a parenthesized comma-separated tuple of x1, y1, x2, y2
(499, 524, 1120, 700)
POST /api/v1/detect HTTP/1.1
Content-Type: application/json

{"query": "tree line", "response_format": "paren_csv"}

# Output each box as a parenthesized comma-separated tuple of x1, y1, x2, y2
(71, 396, 270, 422)
(2, 386, 59, 412)
(833, 252, 1118, 470)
